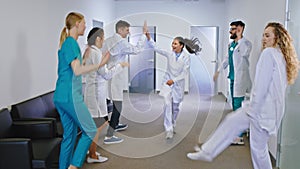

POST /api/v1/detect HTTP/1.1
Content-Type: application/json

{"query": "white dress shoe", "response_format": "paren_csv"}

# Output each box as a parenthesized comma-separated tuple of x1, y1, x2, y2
(87, 155, 108, 163)
(187, 149, 213, 162)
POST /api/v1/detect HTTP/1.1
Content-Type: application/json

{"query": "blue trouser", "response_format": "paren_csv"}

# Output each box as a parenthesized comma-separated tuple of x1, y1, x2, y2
(230, 80, 245, 137)
(54, 101, 97, 169)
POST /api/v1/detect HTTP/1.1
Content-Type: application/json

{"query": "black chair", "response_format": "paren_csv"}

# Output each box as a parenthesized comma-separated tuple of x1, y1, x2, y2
(0, 108, 61, 169)
(10, 91, 63, 137)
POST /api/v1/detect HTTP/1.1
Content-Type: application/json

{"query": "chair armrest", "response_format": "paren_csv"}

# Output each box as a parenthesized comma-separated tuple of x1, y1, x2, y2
(0, 138, 33, 169)
(12, 119, 57, 139)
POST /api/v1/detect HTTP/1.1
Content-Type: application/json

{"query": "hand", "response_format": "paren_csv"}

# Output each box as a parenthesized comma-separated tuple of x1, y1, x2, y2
(143, 20, 148, 34)
(166, 79, 174, 86)
(213, 71, 219, 82)
(120, 62, 129, 67)
(145, 31, 151, 41)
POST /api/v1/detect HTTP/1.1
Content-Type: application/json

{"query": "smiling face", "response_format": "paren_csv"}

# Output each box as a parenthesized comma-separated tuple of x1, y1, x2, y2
(262, 26, 276, 49)
(172, 39, 183, 53)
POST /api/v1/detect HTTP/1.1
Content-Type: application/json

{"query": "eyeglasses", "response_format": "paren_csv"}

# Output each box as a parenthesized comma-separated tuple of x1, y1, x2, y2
(230, 27, 237, 31)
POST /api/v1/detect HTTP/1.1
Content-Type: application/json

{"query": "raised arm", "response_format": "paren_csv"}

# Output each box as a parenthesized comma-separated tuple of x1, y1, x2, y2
(147, 37, 172, 57)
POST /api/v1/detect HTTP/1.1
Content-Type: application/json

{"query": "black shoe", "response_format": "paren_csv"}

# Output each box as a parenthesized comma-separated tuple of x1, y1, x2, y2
(115, 124, 128, 131)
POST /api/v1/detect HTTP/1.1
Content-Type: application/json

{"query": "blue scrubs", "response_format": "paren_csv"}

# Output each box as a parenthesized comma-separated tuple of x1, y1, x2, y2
(53, 37, 97, 169)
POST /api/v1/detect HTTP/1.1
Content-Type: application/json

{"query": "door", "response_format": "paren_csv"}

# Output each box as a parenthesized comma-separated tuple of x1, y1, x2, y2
(190, 26, 218, 95)
(128, 26, 156, 94)
(278, 0, 300, 168)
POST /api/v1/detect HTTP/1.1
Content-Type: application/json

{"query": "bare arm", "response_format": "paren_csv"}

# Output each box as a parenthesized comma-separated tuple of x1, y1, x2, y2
(71, 59, 99, 76)
(71, 52, 110, 76)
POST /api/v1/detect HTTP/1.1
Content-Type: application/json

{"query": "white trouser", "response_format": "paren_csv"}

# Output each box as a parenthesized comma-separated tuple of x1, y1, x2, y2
(163, 96, 180, 132)
(201, 108, 272, 169)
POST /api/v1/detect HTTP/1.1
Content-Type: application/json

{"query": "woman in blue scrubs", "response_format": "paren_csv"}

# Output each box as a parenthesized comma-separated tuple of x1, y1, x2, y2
(53, 12, 109, 169)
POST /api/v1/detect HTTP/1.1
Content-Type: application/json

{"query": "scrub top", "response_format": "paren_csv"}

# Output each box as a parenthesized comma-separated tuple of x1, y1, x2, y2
(228, 41, 238, 80)
(54, 36, 83, 103)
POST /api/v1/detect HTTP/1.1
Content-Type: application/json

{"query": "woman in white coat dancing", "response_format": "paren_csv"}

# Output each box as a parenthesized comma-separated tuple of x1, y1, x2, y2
(187, 22, 299, 169)
(146, 33, 201, 139)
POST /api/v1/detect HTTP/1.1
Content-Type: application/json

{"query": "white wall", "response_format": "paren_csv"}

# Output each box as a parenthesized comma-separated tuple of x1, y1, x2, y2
(0, 0, 115, 108)
(114, 0, 228, 92)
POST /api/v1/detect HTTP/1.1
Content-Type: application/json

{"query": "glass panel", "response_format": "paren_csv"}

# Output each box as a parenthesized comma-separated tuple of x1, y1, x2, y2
(190, 26, 219, 95)
(279, 0, 300, 168)
(128, 26, 156, 93)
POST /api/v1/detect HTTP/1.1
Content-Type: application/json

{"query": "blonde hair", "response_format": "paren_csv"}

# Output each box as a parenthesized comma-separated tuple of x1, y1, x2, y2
(264, 22, 299, 85)
(59, 12, 84, 48)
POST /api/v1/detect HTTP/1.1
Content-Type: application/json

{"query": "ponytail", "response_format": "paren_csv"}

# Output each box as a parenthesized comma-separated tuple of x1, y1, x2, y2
(184, 37, 202, 55)
(59, 27, 68, 48)
(175, 36, 202, 55)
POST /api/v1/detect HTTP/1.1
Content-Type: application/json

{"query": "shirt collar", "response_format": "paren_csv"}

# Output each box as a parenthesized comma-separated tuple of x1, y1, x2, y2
(91, 45, 100, 52)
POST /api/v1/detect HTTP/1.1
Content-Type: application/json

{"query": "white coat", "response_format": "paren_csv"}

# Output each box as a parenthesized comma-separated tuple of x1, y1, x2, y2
(84, 45, 124, 118)
(218, 37, 252, 97)
(246, 47, 287, 135)
(148, 39, 190, 103)
(102, 33, 146, 101)
(199, 47, 287, 169)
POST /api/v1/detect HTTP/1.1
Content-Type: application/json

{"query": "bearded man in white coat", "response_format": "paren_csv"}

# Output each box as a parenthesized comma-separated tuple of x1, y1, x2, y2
(213, 20, 252, 145)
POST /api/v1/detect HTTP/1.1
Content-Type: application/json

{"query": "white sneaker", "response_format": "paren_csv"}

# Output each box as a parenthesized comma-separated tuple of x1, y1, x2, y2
(86, 155, 108, 163)
(166, 131, 173, 139)
(187, 149, 213, 162)
(231, 137, 244, 145)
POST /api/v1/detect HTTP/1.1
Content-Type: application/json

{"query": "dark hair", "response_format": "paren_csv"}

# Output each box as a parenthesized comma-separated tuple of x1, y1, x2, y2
(174, 36, 202, 55)
(83, 27, 104, 64)
(115, 20, 130, 33)
(230, 20, 245, 28)
(87, 27, 104, 46)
